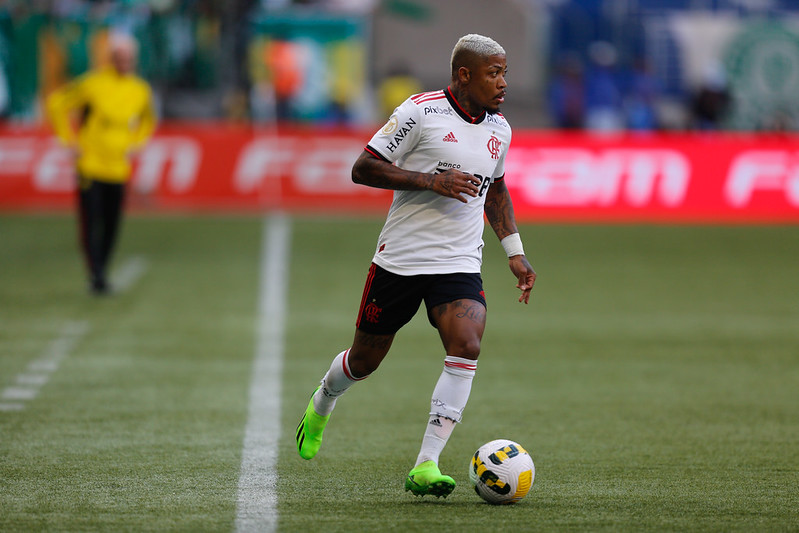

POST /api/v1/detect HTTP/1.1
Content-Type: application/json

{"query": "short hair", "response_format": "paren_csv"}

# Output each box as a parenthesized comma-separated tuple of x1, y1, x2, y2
(450, 34, 505, 77)
(109, 31, 139, 55)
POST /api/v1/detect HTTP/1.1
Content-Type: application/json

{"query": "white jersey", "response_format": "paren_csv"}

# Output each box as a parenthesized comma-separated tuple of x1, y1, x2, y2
(365, 87, 512, 275)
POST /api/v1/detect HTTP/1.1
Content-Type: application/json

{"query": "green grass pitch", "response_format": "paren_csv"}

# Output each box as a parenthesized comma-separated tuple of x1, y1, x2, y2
(1, 214, 798, 531)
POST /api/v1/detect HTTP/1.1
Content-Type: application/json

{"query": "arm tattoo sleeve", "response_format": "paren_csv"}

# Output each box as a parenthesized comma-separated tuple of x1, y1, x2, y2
(484, 180, 518, 240)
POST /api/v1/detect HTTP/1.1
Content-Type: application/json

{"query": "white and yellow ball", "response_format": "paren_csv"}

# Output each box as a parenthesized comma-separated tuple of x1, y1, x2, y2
(469, 439, 535, 504)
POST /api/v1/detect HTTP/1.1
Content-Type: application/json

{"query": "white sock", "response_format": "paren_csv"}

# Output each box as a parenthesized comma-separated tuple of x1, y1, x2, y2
(312, 349, 367, 416)
(414, 355, 477, 466)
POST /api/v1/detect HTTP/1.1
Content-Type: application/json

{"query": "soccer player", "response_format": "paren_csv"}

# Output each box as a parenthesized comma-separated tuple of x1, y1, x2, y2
(47, 32, 157, 295)
(296, 34, 536, 498)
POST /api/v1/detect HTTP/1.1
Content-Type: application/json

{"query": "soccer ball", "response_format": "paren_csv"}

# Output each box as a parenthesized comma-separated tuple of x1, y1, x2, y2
(469, 439, 535, 504)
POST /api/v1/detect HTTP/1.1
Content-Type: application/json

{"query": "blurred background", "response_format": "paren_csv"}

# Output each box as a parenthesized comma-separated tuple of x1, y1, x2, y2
(3, 6, 797, 531)
(2, 0, 799, 132)
(2, 0, 799, 222)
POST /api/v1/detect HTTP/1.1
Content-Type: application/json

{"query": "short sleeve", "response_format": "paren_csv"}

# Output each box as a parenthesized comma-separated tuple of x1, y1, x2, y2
(365, 97, 422, 163)
(491, 145, 507, 181)
(491, 129, 511, 181)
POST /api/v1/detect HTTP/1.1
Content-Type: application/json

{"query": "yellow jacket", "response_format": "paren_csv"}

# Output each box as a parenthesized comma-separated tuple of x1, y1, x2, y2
(47, 67, 157, 183)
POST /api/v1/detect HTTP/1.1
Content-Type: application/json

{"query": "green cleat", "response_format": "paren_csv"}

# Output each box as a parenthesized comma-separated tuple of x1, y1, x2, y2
(404, 460, 456, 498)
(296, 388, 330, 460)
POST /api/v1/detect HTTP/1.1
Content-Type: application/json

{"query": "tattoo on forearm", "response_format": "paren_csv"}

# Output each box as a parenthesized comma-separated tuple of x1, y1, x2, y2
(365, 158, 430, 191)
(484, 182, 517, 239)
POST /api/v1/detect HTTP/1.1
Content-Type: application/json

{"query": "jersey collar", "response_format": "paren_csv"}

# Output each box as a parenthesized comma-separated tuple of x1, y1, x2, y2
(445, 86, 486, 124)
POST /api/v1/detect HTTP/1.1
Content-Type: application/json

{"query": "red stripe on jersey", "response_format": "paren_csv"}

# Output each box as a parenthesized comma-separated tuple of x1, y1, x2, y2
(355, 263, 377, 330)
(410, 91, 434, 102)
(411, 90, 445, 105)
(411, 90, 442, 102)
(445, 360, 477, 372)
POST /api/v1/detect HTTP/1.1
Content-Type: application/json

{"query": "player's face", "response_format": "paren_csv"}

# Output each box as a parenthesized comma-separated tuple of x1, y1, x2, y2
(111, 46, 136, 75)
(469, 54, 507, 114)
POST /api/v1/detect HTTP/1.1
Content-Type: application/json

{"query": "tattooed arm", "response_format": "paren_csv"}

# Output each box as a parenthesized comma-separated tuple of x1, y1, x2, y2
(351, 150, 481, 203)
(484, 178, 519, 240)
(485, 178, 537, 303)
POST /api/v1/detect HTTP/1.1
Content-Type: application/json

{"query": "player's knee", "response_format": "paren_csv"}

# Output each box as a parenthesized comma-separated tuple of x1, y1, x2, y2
(350, 331, 394, 377)
(454, 337, 481, 359)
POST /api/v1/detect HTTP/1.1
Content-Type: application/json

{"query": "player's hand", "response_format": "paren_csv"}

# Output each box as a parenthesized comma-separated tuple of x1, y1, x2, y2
(430, 169, 481, 203)
(509, 255, 536, 304)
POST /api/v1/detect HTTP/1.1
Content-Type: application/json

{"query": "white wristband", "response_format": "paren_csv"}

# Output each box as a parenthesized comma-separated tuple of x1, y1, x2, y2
(500, 233, 525, 257)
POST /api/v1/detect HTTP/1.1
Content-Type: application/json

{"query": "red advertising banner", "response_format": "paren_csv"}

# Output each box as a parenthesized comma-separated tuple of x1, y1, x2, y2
(1, 123, 798, 222)
(507, 131, 799, 223)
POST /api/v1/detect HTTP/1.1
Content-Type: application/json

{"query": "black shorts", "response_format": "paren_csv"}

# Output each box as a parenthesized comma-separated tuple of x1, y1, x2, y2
(355, 263, 487, 335)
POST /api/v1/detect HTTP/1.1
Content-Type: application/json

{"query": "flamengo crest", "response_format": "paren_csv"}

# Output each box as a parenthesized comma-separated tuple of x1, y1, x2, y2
(487, 135, 501, 159)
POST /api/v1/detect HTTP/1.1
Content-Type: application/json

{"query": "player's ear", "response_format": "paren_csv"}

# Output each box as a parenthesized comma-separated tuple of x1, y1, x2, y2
(458, 66, 471, 84)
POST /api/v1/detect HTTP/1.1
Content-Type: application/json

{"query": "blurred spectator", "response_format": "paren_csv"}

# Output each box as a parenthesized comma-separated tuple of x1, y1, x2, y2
(181, 0, 220, 90)
(2, 4, 44, 120)
(266, 38, 303, 121)
(624, 56, 661, 131)
(327, 38, 366, 124)
(547, 52, 585, 129)
(690, 63, 731, 131)
(584, 41, 624, 132)
(378, 63, 421, 119)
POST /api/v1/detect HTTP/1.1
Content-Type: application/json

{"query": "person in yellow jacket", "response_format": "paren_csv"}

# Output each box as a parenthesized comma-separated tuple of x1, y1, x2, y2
(47, 32, 157, 294)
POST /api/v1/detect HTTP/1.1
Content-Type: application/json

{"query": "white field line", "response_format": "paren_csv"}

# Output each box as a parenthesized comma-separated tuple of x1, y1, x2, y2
(234, 214, 291, 533)
(0, 321, 89, 412)
(113, 255, 149, 292)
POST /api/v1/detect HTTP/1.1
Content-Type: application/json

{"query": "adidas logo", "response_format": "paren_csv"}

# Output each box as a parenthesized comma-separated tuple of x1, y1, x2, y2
(442, 132, 458, 142)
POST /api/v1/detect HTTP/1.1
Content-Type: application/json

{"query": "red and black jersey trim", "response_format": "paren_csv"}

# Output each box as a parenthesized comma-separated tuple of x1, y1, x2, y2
(364, 145, 390, 162)
(445, 86, 486, 125)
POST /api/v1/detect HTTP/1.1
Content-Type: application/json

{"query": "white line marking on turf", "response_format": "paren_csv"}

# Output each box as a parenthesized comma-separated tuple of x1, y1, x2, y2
(2, 387, 38, 400)
(113, 255, 149, 292)
(0, 320, 89, 412)
(235, 214, 290, 533)
(27, 360, 59, 372)
(16, 374, 49, 386)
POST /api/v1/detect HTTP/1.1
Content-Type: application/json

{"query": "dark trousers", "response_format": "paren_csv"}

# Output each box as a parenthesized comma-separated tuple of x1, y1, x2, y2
(76, 175, 126, 290)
